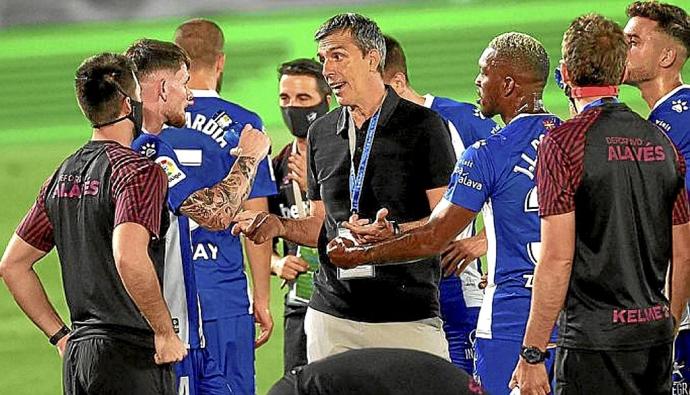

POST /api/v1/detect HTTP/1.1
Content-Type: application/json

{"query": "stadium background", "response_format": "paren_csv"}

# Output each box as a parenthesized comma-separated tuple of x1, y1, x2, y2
(0, 0, 688, 393)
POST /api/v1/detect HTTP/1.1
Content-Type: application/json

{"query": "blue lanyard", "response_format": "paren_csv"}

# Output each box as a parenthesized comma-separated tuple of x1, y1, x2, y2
(582, 97, 619, 112)
(349, 109, 381, 214)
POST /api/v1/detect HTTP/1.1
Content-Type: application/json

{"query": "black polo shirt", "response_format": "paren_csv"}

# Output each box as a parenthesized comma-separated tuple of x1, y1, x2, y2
(306, 86, 456, 322)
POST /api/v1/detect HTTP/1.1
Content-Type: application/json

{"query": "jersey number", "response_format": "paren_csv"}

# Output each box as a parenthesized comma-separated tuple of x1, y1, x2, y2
(524, 187, 541, 288)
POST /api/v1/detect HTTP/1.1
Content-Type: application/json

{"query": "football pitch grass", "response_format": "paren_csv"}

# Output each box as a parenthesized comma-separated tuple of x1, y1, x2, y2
(1, 0, 689, 393)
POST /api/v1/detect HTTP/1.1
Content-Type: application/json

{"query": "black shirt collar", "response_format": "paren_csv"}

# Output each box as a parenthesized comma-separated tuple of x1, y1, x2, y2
(336, 85, 400, 135)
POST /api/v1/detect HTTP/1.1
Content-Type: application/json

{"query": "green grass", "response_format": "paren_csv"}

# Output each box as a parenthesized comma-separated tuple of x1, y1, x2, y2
(1, 0, 689, 393)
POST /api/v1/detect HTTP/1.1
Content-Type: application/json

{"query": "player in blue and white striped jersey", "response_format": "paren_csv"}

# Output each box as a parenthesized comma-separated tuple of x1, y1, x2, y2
(127, 38, 271, 395)
(163, 19, 278, 395)
(383, 35, 499, 374)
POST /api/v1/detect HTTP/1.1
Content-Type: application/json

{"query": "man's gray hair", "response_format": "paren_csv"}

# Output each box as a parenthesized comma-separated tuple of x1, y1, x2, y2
(314, 13, 386, 73)
(489, 32, 550, 83)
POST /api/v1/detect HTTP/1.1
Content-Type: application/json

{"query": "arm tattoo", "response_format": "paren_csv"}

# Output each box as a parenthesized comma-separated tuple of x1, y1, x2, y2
(180, 155, 259, 231)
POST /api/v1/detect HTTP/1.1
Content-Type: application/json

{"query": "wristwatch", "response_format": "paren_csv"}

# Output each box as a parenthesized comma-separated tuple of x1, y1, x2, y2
(49, 325, 71, 345)
(520, 346, 549, 364)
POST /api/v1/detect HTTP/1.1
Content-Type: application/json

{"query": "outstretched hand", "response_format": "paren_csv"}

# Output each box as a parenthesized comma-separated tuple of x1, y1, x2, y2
(342, 208, 395, 244)
(231, 210, 285, 244)
(327, 237, 368, 268)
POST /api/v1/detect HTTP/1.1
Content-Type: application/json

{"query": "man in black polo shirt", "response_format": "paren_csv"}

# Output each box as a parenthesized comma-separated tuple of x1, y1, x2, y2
(0, 53, 186, 394)
(233, 13, 455, 362)
(510, 14, 690, 395)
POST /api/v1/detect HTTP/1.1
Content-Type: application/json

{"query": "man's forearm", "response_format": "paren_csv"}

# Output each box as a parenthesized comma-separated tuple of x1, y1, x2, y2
(399, 217, 429, 233)
(116, 255, 175, 335)
(280, 216, 323, 247)
(244, 198, 273, 307)
(181, 155, 259, 231)
(361, 221, 450, 265)
(3, 267, 65, 338)
(522, 259, 571, 350)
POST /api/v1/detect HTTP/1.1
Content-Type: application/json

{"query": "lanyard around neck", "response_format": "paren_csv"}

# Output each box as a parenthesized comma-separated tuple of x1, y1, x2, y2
(348, 109, 381, 214)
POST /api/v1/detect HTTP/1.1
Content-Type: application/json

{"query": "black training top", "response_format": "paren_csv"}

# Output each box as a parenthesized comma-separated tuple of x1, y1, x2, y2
(306, 87, 456, 323)
(17, 140, 169, 348)
(538, 102, 690, 350)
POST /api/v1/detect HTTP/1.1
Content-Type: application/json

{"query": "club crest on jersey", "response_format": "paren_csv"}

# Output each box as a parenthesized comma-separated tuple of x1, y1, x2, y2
(139, 142, 157, 158)
(542, 119, 557, 131)
(672, 100, 688, 114)
(213, 111, 233, 129)
(155, 156, 186, 187)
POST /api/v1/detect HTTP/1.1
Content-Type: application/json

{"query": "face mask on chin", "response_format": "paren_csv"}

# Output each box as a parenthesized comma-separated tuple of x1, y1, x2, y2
(280, 100, 329, 138)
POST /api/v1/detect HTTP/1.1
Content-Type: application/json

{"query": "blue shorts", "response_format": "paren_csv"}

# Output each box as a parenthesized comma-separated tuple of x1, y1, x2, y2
(203, 314, 255, 395)
(475, 337, 555, 395)
(674, 330, 690, 394)
(439, 275, 480, 374)
(176, 348, 232, 395)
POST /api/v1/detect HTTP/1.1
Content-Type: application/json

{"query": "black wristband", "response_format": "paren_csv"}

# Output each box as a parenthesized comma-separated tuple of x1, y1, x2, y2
(49, 325, 71, 345)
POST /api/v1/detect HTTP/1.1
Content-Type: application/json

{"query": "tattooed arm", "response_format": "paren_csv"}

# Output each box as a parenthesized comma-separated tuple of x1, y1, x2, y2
(180, 125, 271, 232)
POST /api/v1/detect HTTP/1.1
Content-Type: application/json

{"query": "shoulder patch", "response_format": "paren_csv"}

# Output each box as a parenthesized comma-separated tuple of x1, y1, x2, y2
(155, 156, 186, 187)
(139, 142, 158, 158)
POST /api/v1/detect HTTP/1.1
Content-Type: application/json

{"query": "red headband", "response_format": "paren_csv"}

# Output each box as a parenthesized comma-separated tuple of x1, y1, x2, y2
(570, 86, 619, 99)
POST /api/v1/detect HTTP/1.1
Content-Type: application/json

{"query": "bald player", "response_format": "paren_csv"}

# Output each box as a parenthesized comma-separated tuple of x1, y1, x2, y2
(382, 34, 499, 374)
(328, 32, 561, 395)
(162, 19, 277, 394)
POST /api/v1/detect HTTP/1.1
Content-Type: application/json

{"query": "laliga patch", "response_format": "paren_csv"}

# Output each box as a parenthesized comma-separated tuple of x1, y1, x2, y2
(155, 156, 186, 187)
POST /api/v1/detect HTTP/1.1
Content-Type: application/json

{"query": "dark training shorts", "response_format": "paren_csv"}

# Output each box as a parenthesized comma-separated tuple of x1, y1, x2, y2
(555, 343, 672, 395)
(63, 337, 175, 395)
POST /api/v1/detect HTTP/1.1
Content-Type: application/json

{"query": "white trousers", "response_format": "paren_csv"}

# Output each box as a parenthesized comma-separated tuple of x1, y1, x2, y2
(304, 307, 451, 363)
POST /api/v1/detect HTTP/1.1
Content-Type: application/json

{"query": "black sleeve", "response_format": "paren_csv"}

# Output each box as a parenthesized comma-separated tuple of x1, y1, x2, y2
(419, 112, 456, 189)
(306, 125, 321, 201)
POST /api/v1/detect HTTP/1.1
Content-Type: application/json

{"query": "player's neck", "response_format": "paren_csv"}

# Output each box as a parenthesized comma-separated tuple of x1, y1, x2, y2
(91, 124, 133, 147)
(399, 86, 425, 106)
(503, 92, 545, 124)
(143, 107, 164, 135)
(188, 72, 218, 92)
(349, 80, 386, 129)
(637, 74, 684, 110)
(573, 96, 614, 113)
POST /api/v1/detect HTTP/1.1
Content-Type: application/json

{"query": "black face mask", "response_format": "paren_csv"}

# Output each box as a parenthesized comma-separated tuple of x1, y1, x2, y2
(280, 100, 329, 138)
(92, 91, 144, 140)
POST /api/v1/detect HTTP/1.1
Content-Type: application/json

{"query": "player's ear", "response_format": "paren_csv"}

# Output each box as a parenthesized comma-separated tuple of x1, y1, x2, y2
(659, 46, 677, 69)
(560, 63, 573, 87)
(325, 94, 332, 107)
(159, 78, 168, 102)
(216, 53, 226, 74)
(503, 76, 515, 97)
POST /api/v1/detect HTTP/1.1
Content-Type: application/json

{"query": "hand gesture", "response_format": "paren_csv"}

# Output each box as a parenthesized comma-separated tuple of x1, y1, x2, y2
(230, 124, 271, 160)
(342, 208, 396, 244)
(441, 233, 488, 277)
(254, 302, 274, 348)
(273, 255, 309, 281)
(327, 237, 367, 268)
(287, 150, 308, 193)
(509, 358, 551, 395)
(153, 332, 188, 365)
(231, 211, 285, 244)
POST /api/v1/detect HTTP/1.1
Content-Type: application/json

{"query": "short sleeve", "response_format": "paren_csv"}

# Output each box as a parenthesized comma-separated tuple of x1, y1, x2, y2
(16, 179, 54, 252)
(537, 135, 576, 217)
(443, 145, 491, 213)
(673, 151, 690, 225)
(113, 162, 167, 238)
(420, 113, 456, 189)
(306, 126, 320, 201)
(248, 155, 278, 199)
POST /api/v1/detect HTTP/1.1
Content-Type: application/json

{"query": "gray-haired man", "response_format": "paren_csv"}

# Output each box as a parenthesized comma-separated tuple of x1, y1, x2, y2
(233, 13, 456, 362)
